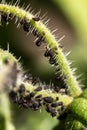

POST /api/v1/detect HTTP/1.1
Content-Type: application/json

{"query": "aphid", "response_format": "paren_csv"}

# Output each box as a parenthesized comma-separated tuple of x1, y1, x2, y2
(44, 49, 54, 58)
(9, 90, 17, 103)
(44, 96, 53, 103)
(32, 17, 40, 21)
(32, 28, 39, 36)
(18, 84, 25, 94)
(32, 77, 40, 85)
(61, 105, 66, 111)
(35, 35, 45, 47)
(35, 94, 42, 99)
(55, 62, 59, 66)
(56, 97, 59, 101)
(30, 92, 35, 97)
(49, 57, 56, 64)
(44, 85, 49, 90)
(59, 44, 64, 49)
(32, 101, 40, 111)
(18, 96, 24, 105)
(35, 95, 43, 102)
(1, 13, 11, 22)
(20, 19, 24, 25)
(35, 38, 42, 46)
(24, 73, 32, 81)
(58, 102, 63, 106)
(46, 104, 52, 113)
(54, 86, 60, 93)
(24, 94, 31, 101)
(9, 13, 13, 19)
(22, 103, 29, 109)
(3, 58, 9, 65)
(55, 75, 67, 89)
(21, 17, 31, 32)
(51, 109, 57, 117)
(34, 86, 42, 92)
(56, 67, 60, 72)
(23, 22, 30, 32)
(51, 102, 59, 107)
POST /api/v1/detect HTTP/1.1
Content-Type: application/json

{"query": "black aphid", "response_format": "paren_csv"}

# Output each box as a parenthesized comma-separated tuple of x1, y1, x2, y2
(44, 49, 54, 58)
(56, 97, 59, 101)
(59, 44, 64, 49)
(18, 84, 25, 94)
(51, 102, 59, 107)
(49, 57, 56, 64)
(46, 104, 52, 113)
(3, 58, 9, 65)
(44, 85, 49, 90)
(9, 90, 17, 103)
(22, 103, 29, 109)
(51, 109, 57, 117)
(30, 92, 35, 97)
(54, 86, 60, 93)
(61, 105, 66, 111)
(32, 28, 39, 37)
(32, 101, 40, 111)
(32, 17, 40, 21)
(44, 96, 53, 103)
(35, 94, 42, 99)
(21, 17, 31, 32)
(32, 77, 40, 85)
(24, 94, 31, 101)
(18, 96, 25, 105)
(35, 35, 45, 47)
(35, 38, 42, 46)
(55, 75, 68, 89)
(1, 13, 11, 22)
(34, 86, 42, 92)
(58, 102, 63, 106)
(24, 73, 32, 81)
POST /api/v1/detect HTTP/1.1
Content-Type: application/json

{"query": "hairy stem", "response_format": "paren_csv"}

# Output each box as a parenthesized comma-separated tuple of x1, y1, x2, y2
(0, 93, 15, 130)
(69, 97, 87, 126)
(0, 48, 73, 118)
(0, 3, 82, 97)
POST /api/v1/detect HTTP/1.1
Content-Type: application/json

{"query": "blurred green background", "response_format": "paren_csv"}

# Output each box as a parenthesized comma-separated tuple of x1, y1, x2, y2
(0, 0, 87, 130)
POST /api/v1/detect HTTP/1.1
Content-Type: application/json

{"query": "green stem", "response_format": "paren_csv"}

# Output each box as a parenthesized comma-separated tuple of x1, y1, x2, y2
(0, 48, 73, 117)
(69, 97, 87, 126)
(0, 3, 82, 97)
(0, 93, 15, 130)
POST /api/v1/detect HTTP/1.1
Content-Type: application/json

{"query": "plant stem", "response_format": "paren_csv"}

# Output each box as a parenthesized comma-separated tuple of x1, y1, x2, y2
(69, 97, 87, 126)
(0, 48, 73, 117)
(0, 3, 82, 97)
(0, 93, 15, 130)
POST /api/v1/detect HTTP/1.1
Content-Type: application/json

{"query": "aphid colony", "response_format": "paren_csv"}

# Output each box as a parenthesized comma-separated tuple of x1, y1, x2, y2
(9, 82, 66, 117)
(0, 11, 68, 93)
(1, 54, 66, 118)
(0, 11, 68, 117)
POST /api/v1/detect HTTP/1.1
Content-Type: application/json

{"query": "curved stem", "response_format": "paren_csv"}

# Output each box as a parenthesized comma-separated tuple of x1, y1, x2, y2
(0, 48, 73, 117)
(0, 3, 82, 97)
